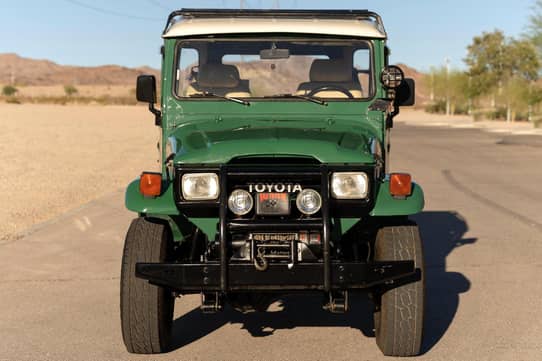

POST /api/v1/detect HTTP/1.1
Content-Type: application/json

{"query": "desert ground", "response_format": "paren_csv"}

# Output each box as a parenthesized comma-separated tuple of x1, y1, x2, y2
(0, 103, 157, 242)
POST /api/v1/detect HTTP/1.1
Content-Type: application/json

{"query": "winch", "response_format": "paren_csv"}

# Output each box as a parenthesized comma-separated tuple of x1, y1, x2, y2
(252, 233, 296, 271)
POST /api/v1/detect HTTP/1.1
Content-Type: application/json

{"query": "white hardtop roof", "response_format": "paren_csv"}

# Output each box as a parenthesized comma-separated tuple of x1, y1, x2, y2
(162, 9, 387, 39)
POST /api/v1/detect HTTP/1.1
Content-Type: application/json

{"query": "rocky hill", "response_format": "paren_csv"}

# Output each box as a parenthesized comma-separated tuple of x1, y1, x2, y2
(0, 53, 159, 86)
(0, 53, 427, 104)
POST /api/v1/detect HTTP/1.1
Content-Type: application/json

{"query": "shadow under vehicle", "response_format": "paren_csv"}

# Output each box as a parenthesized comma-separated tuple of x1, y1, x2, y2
(121, 8, 426, 357)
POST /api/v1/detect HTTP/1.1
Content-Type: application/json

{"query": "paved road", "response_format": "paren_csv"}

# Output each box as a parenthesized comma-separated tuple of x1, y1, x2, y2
(1, 123, 542, 361)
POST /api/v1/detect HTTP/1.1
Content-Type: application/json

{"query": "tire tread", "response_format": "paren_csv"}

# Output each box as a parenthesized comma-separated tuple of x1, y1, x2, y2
(374, 222, 425, 356)
(120, 217, 173, 354)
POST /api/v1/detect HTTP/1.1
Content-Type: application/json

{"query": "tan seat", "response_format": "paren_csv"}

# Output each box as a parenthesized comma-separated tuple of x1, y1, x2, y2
(185, 64, 251, 97)
(296, 59, 362, 98)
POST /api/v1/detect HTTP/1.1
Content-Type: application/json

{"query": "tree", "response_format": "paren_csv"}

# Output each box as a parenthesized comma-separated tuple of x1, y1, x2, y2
(465, 30, 540, 121)
(501, 39, 540, 121)
(526, 0, 542, 56)
(2, 85, 18, 97)
(464, 30, 507, 99)
(64, 85, 78, 96)
(424, 67, 471, 115)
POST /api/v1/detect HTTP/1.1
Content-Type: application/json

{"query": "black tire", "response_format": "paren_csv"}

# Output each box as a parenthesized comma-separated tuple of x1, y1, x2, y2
(120, 217, 174, 354)
(373, 221, 425, 357)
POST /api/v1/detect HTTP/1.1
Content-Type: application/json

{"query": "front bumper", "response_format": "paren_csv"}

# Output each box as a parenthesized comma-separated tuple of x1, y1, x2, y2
(135, 260, 415, 292)
(135, 163, 415, 293)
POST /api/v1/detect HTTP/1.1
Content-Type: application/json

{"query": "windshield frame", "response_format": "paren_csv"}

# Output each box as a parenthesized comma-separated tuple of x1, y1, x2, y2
(171, 36, 376, 103)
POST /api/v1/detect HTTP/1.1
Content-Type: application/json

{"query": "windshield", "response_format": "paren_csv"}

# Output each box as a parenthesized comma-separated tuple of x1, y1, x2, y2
(174, 39, 374, 100)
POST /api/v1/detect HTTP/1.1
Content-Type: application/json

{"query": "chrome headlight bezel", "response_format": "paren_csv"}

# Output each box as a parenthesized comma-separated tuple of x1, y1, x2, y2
(331, 172, 369, 199)
(181, 173, 220, 201)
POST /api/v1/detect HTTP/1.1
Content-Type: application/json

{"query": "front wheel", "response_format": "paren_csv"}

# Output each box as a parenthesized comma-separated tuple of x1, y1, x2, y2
(120, 217, 174, 354)
(373, 221, 425, 356)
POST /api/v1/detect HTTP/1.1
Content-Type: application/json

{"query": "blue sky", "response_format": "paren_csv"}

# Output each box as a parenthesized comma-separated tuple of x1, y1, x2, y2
(0, 0, 534, 71)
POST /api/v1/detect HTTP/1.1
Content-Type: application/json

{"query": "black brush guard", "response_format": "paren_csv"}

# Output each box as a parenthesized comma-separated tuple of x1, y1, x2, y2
(136, 164, 415, 293)
(136, 261, 414, 292)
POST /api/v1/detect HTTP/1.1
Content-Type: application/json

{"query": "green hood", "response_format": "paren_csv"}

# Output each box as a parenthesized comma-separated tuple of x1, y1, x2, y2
(171, 118, 378, 164)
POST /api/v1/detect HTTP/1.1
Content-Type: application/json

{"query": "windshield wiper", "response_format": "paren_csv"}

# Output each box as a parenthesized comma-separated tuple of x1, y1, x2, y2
(189, 91, 250, 106)
(266, 93, 327, 106)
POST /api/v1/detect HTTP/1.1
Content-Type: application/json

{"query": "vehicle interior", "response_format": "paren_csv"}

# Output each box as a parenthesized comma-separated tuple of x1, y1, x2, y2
(175, 39, 373, 99)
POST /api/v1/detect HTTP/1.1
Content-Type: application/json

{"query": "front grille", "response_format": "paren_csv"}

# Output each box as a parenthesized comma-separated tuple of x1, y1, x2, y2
(226, 166, 322, 220)
(174, 164, 376, 218)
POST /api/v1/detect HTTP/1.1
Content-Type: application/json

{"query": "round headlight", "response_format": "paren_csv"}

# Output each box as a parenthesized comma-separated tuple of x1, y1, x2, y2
(296, 188, 322, 215)
(228, 189, 253, 216)
(381, 65, 404, 89)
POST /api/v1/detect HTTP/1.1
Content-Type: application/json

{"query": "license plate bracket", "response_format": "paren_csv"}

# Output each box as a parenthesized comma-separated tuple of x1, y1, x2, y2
(255, 192, 290, 215)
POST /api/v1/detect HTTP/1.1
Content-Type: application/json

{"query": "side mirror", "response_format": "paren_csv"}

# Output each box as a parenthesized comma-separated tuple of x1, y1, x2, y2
(395, 78, 415, 106)
(136, 75, 161, 126)
(136, 75, 157, 104)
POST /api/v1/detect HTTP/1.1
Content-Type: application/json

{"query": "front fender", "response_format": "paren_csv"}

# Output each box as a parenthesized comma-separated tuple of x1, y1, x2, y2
(370, 181, 424, 216)
(125, 179, 179, 215)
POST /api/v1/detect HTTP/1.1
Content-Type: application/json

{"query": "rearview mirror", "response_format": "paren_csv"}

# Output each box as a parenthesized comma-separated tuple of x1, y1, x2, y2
(260, 48, 290, 60)
(136, 75, 157, 104)
(395, 78, 415, 106)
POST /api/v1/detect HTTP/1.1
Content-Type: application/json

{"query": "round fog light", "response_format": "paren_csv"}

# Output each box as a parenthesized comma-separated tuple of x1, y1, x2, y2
(296, 188, 322, 215)
(228, 189, 253, 216)
(381, 65, 404, 89)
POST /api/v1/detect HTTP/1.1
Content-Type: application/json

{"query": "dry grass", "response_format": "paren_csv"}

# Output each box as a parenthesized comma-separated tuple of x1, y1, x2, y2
(1, 85, 140, 105)
(0, 104, 159, 241)
(12, 85, 135, 98)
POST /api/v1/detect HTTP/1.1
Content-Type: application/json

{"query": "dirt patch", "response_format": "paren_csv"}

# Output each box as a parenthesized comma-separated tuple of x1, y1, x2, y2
(0, 104, 158, 241)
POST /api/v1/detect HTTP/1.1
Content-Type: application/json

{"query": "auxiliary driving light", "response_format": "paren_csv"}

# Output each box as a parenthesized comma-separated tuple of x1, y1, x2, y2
(381, 65, 404, 89)
(228, 189, 254, 216)
(296, 188, 322, 215)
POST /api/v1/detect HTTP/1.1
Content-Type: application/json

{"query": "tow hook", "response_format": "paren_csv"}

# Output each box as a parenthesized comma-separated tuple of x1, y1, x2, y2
(254, 248, 269, 271)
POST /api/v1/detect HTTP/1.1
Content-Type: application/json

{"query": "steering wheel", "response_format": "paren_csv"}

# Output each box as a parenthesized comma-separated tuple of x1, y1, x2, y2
(307, 85, 354, 99)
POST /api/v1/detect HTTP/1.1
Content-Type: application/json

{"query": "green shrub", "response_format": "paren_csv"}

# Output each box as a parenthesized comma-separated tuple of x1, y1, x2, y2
(425, 99, 446, 114)
(2, 85, 18, 97)
(485, 107, 507, 120)
(64, 85, 78, 96)
(453, 104, 470, 115)
(6, 97, 21, 104)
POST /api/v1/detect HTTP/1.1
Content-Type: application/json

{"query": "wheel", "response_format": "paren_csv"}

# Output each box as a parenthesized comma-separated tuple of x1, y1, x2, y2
(373, 221, 425, 356)
(120, 217, 174, 354)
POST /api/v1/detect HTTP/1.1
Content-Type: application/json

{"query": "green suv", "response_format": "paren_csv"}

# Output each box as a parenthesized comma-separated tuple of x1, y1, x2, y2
(121, 9, 424, 357)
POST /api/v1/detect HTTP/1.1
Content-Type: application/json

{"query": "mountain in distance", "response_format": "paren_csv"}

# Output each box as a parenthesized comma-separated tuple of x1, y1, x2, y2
(0, 53, 427, 104)
(0, 53, 159, 86)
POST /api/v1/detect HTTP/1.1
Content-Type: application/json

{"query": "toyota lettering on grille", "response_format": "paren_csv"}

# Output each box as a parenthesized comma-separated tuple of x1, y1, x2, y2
(248, 183, 303, 193)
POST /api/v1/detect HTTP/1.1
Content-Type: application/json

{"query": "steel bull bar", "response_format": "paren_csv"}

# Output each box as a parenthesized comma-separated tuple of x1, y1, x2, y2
(136, 261, 415, 292)
(136, 165, 416, 292)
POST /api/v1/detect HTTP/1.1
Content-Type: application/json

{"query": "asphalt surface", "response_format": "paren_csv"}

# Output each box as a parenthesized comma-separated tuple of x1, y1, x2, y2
(1, 123, 542, 361)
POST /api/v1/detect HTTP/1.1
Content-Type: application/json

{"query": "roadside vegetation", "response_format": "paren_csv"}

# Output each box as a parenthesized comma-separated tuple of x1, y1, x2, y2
(0, 87, 140, 106)
(425, 0, 542, 126)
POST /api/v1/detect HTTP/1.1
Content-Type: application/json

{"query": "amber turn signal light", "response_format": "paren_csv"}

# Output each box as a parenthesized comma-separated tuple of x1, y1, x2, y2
(390, 173, 412, 197)
(139, 172, 162, 197)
